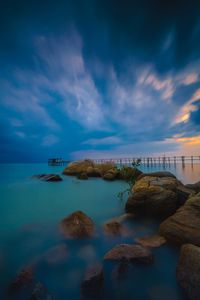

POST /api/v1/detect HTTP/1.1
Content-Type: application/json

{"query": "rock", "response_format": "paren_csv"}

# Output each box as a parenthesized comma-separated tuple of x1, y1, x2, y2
(177, 244, 200, 300)
(159, 193, 200, 246)
(9, 267, 34, 293)
(33, 174, 62, 182)
(137, 171, 176, 180)
(77, 173, 88, 180)
(31, 282, 54, 300)
(103, 172, 116, 181)
(136, 235, 166, 248)
(60, 211, 94, 238)
(118, 167, 142, 180)
(86, 166, 102, 177)
(103, 221, 129, 236)
(185, 181, 200, 193)
(43, 244, 68, 265)
(63, 159, 94, 176)
(81, 263, 103, 297)
(125, 175, 193, 218)
(104, 244, 153, 264)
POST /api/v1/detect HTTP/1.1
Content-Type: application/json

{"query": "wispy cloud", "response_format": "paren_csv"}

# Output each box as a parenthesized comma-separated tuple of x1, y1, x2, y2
(42, 134, 59, 146)
(83, 136, 122, 146)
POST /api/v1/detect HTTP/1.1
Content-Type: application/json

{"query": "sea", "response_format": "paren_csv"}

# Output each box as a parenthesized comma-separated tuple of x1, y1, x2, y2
(0, 162, 199, 299)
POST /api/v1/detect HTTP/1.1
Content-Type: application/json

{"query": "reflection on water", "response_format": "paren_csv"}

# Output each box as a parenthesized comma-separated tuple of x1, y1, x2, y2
(0, 163, 199, 299)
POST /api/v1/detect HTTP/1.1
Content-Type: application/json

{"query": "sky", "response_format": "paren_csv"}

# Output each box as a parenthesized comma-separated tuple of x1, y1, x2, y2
(0, 0, 200, 162)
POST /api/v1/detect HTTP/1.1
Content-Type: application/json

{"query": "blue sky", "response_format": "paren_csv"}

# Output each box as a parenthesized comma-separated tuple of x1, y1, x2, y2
(0, 0, 200, 162)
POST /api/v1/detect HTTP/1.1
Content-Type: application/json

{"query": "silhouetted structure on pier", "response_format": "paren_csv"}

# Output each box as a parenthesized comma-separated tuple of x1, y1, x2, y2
(48, 158, 70, 166)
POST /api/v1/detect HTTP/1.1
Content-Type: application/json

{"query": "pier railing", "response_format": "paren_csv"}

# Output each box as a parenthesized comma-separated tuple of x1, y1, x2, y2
(93, 156, 200, 166)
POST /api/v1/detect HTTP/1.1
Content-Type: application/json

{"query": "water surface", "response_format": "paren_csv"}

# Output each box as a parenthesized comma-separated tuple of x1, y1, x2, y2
(0, 162, 198, 299)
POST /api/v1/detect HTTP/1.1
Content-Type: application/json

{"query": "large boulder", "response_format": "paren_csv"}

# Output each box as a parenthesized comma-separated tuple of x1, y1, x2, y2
(137, 171, 176, 180)
(81, 263, 103, 297)
(159, 193, 200, 246)
(86, 166, 102, 177)
(185, 181, 200, 193)
(60, 211, 94, 238)
(126, 175, 194, 218)
(177, 244, 200, 300)
(63, 159, 94, 176)
(104, 244, 153, 264)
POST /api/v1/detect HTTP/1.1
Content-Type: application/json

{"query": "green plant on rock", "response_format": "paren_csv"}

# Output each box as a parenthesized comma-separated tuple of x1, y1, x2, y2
(118, 159, 141, 200)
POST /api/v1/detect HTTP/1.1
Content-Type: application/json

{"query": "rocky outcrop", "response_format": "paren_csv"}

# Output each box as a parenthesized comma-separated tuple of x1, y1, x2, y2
(63, 159, 142, 181)
(104, 244, 153, 264)
(185, 181, 200, 193)
(126, 175, 194, 218)
(136, 235, 166, 248)
(81, 263, 103, 297)
(159, 193, 200, 246)
(177, 244, 200, 300)
(33, 174, 62, 182)
(60, 211, 94, 238)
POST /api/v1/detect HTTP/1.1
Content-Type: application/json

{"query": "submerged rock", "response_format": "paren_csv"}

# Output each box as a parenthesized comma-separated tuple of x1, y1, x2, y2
(43, 244, 68, 265)
(126, 175, 194, 218)
(103, 220, 129, 236)
(136, 235, 166, 248)
(104, 244, 153, 264)
(31, 282, 54, 300)
(9, 266, 34, 294)
(159, 192, 200, 246)
(60, 211, 94, 238)
(33, 174, 62, 182)
(81, 263, 103, 297)
(177, 244, 200, 300)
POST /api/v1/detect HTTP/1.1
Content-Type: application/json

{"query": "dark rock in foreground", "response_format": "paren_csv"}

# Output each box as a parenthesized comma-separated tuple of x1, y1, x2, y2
(33, 174, 62, 182)
(60, 211, 94, 238)
(126, 175, 194, 218)
(136, 235, 166, 248)
(177, 244, 200, 300)
(104, 244, 153, 264)
(159, 192, 200, 246)
(81, 263, 103, 297)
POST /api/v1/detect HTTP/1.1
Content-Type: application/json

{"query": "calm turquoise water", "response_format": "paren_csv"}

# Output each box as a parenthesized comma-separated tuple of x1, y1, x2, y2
(0, 162, 199, 299)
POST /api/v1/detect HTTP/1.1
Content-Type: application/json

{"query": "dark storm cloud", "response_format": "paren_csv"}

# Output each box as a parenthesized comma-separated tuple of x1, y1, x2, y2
(1, 0, 200, 73)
